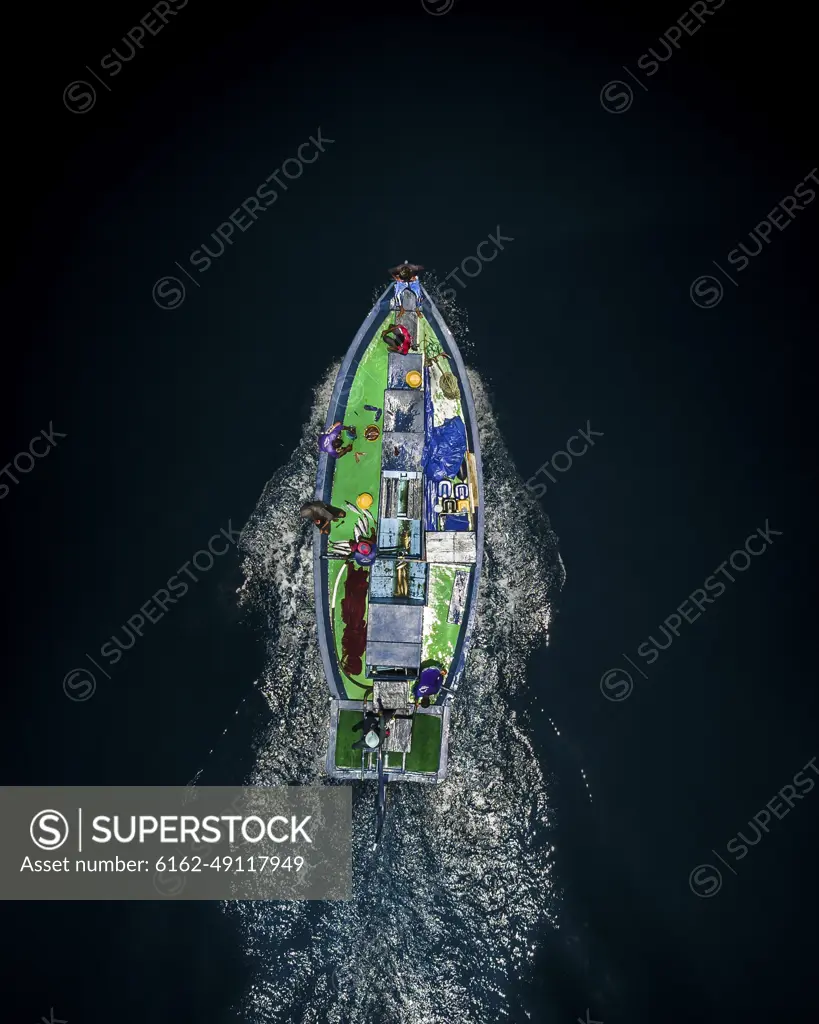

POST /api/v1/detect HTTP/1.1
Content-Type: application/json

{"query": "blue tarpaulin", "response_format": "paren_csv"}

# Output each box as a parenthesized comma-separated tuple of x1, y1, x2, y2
(422, 416, 467, 482)
(444, 513, 470, 532)
(423, 366, 468, 529)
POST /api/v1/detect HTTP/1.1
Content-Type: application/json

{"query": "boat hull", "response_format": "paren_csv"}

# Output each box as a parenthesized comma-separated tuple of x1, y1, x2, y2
(314, 284, 484, 781)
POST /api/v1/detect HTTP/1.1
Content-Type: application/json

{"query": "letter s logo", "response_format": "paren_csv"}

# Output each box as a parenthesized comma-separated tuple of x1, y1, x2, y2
(152, 276, 185, 310)
(30, 810, 69, 850)
(600, 81, 633, 115)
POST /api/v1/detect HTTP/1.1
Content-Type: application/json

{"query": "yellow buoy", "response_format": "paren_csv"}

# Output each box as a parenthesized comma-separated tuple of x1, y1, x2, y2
(356, 492, 373, 510)
(406, 370, 422, 389)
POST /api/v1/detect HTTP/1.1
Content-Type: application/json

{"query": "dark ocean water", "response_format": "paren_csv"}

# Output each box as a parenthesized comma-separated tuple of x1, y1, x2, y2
(3, 2, 817, 1022)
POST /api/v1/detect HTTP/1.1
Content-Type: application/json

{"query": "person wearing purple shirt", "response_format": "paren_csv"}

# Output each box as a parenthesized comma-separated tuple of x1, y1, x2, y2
(412, 666, 448, 703)
(319, 421, 355, 459)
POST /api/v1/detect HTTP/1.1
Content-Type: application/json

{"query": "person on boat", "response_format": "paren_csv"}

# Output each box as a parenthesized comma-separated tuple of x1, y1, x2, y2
(389, 261, 424, 318)
(319, 421, 356, 459)
(381, 323, 412, 355)
(351, 710, 382, 751)
(299, 500, 346, 535)
(413, 666, 447, 703)
(376, 697, 396, 734)
(348, 537, 378, 566)
(328, 505, 377, 559)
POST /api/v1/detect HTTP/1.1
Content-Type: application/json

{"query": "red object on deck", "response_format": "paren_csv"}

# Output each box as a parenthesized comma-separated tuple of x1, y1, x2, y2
(340, 564, 369, 677)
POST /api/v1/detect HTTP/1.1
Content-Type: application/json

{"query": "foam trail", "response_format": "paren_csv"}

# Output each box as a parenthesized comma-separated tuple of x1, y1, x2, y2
(230, 356, 565, 1023)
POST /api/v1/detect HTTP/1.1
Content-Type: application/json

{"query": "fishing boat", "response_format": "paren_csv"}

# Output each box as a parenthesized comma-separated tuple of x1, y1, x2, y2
(312, 265, 483, 835)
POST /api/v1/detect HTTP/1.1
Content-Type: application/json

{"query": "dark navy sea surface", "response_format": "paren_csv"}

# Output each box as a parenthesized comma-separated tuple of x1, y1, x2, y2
(3, 1, 817, 1022)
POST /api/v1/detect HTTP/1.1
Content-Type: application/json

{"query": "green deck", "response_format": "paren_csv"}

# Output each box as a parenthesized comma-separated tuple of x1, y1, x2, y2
(324, 314, 393, 700)
(421, 565, 463, 675)
(404, 715, 442, 773)
(327, 314, 392, 544)
(335, 710, 365, 768)
(335, 709, 441, 773)
(327, 558, 371, 698)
